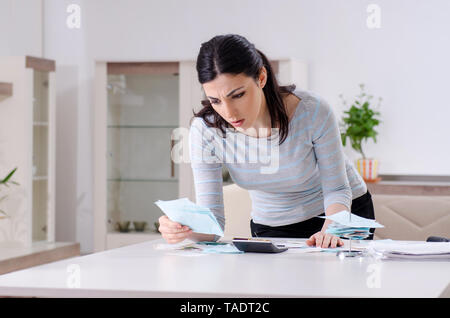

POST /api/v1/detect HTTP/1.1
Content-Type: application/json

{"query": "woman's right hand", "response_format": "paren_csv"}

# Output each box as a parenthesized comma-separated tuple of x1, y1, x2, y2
(158, 215, 193, 244)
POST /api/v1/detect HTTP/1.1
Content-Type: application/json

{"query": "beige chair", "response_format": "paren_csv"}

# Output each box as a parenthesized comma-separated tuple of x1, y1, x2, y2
(223, 183, 252, 238)
(371, 194, 450, 240)
(223, 183, 450, 240)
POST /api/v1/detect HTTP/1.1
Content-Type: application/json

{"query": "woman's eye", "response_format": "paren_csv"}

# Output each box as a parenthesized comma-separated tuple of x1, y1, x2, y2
(209, 92, 243, 105)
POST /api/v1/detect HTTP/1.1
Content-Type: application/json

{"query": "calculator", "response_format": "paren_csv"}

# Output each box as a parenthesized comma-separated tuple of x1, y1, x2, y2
(232, 238, 288, 253)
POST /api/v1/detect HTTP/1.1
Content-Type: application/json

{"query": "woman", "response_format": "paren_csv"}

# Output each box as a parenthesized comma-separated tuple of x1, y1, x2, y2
(158, 34, 376, 248)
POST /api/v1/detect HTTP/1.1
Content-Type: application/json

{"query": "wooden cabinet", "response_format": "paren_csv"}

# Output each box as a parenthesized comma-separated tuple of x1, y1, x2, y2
(0, 56, 56, 246)
(94, 61, 184, 251)
(0, 82, 13, 101)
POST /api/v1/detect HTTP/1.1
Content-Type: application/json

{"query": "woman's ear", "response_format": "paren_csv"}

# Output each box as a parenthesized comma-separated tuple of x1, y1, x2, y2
(259, 66, 267, 89)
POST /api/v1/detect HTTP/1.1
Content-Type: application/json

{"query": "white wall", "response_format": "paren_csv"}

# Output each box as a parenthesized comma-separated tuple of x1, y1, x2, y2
(301, 0, 450, 174)
(76, 0, 450, 175)
(43, 0, 92, 253)
(0, 0, 42, 56)
(39, 0, 450, 253)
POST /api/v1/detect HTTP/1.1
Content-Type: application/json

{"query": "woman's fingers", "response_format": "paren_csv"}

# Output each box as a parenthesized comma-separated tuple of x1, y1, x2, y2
(162, 230, 193, 244)
(305, 232, 322, 247)
(330, 235, 338, 248)
(305, 233, 317, 246)
(163, 230, 192, 240)
(160, 224, 190, 233)
(158, 215, 192, 244)
(159, 215, 182, 229)
(159, 215, 190, 232)
(322, 234, 333, 248)
(306, 232, 324, 247)
(306, 231, 343, 248)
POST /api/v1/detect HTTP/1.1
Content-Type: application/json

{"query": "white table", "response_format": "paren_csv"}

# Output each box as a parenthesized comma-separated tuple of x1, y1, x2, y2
(0, 238, 449, 298)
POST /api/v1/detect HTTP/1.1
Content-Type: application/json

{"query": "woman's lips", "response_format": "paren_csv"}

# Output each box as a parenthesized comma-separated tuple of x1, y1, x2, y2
(231, 119, 245, 127)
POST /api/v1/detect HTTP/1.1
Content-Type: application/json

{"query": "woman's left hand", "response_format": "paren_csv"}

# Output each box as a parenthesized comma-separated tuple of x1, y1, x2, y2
(306, 231, 344, 248)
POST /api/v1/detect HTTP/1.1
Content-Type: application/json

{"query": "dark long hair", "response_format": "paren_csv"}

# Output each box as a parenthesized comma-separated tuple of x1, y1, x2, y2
(192, 34, 296, 146)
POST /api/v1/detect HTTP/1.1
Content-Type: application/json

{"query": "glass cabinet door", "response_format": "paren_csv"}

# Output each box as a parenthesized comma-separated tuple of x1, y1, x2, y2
(32, 70, 49, 242)
(106, 72, 179, 233)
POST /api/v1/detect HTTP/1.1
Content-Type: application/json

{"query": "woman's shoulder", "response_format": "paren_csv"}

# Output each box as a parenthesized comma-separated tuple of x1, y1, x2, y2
(286, 88, 316, 121)
(291, 88, 320, 106)
(190, 114, 213, 131)
(190, 115, 224, 142)
(291, 88, 333, 117)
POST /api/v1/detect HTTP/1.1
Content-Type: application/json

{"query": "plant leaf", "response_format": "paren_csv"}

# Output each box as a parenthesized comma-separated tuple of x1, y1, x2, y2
(1, 167, 17, 184)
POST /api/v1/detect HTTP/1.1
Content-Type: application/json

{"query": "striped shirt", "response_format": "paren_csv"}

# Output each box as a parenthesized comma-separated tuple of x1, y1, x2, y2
(188, 89, 367, 235)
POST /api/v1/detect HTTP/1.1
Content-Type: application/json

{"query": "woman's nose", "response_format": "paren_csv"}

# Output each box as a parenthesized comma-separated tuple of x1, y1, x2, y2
(222, 103, 238, 120)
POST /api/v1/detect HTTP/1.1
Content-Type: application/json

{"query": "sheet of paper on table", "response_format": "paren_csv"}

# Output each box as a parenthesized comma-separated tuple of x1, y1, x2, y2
(368, 240, 450, 260)
(154, 240, 243, 255)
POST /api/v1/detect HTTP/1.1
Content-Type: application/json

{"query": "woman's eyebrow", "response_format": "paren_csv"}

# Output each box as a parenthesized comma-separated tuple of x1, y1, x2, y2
(207, 86, 244, 100)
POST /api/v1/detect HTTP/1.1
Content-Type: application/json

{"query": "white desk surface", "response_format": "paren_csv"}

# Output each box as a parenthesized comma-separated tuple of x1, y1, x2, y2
(0, 238, 449, 298)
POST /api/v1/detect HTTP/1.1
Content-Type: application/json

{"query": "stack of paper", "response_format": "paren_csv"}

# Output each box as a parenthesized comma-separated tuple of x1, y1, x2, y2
(368, 240, 450, 260)
(325, 223, 371, 240)
(154, 197, 224, 237)
(319, 211, 384, 240)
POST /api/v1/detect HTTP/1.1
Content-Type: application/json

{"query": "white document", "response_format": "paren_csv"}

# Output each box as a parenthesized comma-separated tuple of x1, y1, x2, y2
(368, 240, 450, 260)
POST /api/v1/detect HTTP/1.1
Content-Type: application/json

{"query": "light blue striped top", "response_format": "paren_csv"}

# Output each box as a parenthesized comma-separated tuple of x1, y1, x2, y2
(188, 89, 367, 234)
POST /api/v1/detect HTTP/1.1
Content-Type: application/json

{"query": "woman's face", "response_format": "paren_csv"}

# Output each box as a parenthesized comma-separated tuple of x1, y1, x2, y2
(202, 67, 268, 134)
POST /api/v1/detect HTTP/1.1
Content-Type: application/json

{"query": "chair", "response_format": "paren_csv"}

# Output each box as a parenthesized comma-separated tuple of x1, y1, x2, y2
(223, 183, 252, 238)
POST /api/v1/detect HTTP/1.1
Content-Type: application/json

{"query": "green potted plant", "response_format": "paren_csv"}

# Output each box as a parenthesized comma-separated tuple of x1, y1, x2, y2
(339, 84, 382, 182)
(0, 167, 19, 219)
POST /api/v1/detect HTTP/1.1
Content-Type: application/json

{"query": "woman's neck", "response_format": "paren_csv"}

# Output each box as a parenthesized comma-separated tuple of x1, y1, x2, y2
(251, 93, 271, 137)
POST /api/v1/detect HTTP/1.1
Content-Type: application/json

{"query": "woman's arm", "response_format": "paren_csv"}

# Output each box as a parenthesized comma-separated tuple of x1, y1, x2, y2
(309, 96, 353, 217)
(322, 203, 349, 232)
(188, 118, 226, 236)
(306, 96, 351, 248)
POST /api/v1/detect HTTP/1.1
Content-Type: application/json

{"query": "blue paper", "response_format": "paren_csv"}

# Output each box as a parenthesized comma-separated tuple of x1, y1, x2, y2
(154, 197, 224, 237)
(321, 211, 383, 241)
(319, 211, 384, 228)
(200, 244, 244, 254)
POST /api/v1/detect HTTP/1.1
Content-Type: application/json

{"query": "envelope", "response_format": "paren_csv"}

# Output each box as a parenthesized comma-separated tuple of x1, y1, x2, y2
(154, 197, 224, 237)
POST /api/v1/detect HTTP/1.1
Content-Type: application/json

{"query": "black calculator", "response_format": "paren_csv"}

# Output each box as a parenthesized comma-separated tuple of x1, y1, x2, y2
(232, 238, 288, 253)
